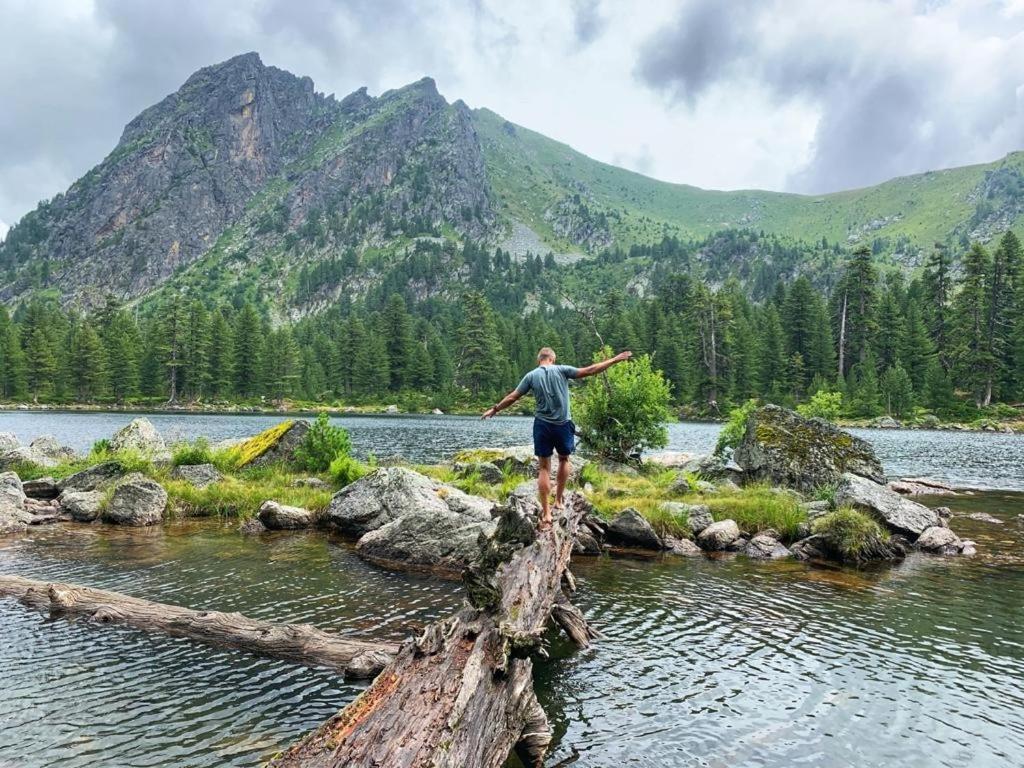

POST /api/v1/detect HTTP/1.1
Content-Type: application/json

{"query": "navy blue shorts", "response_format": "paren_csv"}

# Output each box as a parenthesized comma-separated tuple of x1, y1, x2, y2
(533, 419, 575, 458)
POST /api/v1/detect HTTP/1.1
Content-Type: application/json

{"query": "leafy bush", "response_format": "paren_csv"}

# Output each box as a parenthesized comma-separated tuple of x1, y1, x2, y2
(90, 438, 111, 457)
(329, 454, 368, 487)
(797, 390, 843, 422)
(812, 507, 891, 562)
(172, 438, 212, 466)
(574, 350, 671, 464)
(714, 399, 757, 455)
(294, 413, 353, 472)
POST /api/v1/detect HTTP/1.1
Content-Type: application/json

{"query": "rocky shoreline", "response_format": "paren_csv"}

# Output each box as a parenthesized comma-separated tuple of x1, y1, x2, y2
(1, 408, 995, 571)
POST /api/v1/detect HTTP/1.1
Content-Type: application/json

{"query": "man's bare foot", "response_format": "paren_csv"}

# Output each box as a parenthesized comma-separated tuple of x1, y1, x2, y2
(538, 515, 553, 531)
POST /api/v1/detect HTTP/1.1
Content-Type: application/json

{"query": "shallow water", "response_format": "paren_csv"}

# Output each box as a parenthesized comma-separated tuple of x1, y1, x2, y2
(2, 411, 1023, 490)
(1, 412, 1023, 767)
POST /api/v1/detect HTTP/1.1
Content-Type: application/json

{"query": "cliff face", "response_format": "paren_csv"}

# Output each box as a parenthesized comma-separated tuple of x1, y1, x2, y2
(0, 54, 493, 308)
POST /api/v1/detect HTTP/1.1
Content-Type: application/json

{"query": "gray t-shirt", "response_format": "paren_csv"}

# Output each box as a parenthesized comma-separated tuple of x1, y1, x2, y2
(516, 364, 580, 424)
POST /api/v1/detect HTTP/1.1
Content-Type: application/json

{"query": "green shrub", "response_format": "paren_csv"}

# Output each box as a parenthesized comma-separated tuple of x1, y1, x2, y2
(329, 454, 368, 487)
(812, 507, 891, 562)
(797, 390, 843, 422)
(574, 350, 671, 464)
(90, 438, 111, 457)
(294, 413, 353, 472)
(715, 398, 757, 455)
(172, 438, 213, 466)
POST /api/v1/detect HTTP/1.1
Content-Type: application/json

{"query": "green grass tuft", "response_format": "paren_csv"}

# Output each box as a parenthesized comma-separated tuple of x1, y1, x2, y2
(812, 507, 891, 562)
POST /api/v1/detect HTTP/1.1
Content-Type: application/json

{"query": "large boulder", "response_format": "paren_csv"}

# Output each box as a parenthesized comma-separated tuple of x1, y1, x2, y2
(29, 435, 76, 461)
(258, 500, 315, 530)
(170, 463, 223, 488)
(110, 418, 166, 454)
(606, 507, 663, 550)
(235, 420, 310, 468)
(59, 490, 104, 522)
(735, 405, 885, 491)
(0, 432, 19, 452)
(454, 461, 505, 486)
(836, 473, 940, 537)
(58, 461, 126, 492)
(0, 446, 60, 470)
(101, 473, 167, 526)
(355, 510, 497, 575)
(0, 471, 26, 509)
(324, 467, 493, 537)
(697, 519, 740, 551)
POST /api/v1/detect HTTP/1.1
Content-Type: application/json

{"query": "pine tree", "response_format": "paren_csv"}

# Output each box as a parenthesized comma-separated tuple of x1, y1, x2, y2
(951, 243, 993, 406)
(25, 326, 57, 401)
(880, 363, 914, 417)
(71, 320, 106, 402)
(264, 327, 300, 402)
(756, 304, 787, 401)
(156, 295, 187, 403)
(457, 292, 501, 396)
(233, 303, 263, 397)
(983, 231, 1021, 404)
(382, 293, 415, 391)
(207, 309, 235, 399)
(834, 245, 878, 378)
(0, 308, 27, 398)
(901, 298, 934, 393)
(182, 299, 210, 400)
(922, 244, 953, 369)
(923, 357, 956, 415)
(848, 351, 882, 418)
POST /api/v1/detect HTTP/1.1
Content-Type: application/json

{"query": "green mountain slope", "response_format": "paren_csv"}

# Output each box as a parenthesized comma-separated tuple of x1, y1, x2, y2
(474, 106, 1024, 261)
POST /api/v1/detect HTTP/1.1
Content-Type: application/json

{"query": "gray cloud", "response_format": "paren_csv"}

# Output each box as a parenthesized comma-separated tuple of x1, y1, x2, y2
(635, 0, 1024, 193)
(571, 0, 607, 46)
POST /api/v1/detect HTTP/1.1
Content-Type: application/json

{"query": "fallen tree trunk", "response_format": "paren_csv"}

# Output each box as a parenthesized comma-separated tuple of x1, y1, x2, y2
(269, 492, 596, 768)
(0, 574, 396, 678)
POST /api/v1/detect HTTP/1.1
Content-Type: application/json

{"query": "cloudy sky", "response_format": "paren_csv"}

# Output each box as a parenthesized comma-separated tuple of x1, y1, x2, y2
(3, 0, 1024, 240)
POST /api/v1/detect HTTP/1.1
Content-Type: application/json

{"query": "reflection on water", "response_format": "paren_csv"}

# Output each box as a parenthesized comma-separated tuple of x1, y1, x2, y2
(2, 411, 1023, 489)
(2, 504, 1022, 768)
(0, 524, 463, 768)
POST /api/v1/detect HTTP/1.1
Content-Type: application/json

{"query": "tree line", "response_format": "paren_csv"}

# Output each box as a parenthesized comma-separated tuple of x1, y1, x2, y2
(1, 231, 1022, 420)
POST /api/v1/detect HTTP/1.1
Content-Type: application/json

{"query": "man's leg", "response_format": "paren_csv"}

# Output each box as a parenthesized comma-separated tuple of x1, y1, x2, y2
(537, 455, 552, 526)
(555, 454, 570, 508)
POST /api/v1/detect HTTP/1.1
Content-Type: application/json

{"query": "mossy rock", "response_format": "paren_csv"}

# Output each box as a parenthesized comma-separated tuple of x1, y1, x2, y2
(235, 420, 310, 468)
(735, 405, 884, 492)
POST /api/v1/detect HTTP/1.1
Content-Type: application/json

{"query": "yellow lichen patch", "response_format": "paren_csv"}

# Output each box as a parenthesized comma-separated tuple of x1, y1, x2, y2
(234, 420, 295, 467)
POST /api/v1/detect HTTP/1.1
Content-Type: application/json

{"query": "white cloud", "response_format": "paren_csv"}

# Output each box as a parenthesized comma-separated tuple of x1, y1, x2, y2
(1, 0, 1023, 226)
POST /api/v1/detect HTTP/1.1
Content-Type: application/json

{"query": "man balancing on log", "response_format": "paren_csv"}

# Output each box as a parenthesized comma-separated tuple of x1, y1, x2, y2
(482, 347, 632, 530)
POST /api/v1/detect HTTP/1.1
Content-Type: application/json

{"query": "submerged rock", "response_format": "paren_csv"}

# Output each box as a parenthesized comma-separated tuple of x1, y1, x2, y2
(101, 473, 167, 526)
(110, 418, 166, 454)
(744, 532, 791, 559)
(961, 512, 1003, 524)
(59, 490, 104, 522)
(664, 535, 703, 556)
(697, 519, 740, 551)
(735, 405, 885, 491)
(259, 500, 315, 529)
(606, 507, 663, 550)
(239, 518, 267, 536)
(888, 477, 957, 496)
(324, 467, 493, 538)
(170, 463, 223, 488)
(836, 473, 939, 537)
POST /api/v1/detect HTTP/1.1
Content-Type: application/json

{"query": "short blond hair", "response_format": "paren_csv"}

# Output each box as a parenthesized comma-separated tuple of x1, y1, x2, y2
(537, 347, 556, 362)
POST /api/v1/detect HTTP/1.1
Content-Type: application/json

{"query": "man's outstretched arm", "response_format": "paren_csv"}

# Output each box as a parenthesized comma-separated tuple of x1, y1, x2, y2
(482, 389, 523, 419)
(574, 350, 633, 378)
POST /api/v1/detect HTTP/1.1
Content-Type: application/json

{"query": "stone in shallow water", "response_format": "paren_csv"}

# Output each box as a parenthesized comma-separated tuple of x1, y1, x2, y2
(837, 473, 939, 537)
(697, 519, 740, 551)
(355, 508, 496, 574)
(59, 490, 104, 522)
(101, 474, 167, 526)
(258, 500, 314, 530)
(744, 532, 791, 559)
(664, 535, 702, 557)
(606, 507, 663, 550)
(915, 526, 964, 555)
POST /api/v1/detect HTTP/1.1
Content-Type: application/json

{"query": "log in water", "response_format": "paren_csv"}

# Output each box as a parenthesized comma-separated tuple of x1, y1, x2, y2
(269, 493, 595, 768)
(0, 574, 396, 678)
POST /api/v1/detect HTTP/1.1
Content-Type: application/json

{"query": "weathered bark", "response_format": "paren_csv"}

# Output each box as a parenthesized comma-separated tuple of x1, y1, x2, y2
(0, 574, 396, 678)
(269, 494, 594, 768)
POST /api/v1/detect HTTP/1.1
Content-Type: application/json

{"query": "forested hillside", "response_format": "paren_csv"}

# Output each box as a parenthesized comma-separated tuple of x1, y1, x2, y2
(2, 53, 1024, 421)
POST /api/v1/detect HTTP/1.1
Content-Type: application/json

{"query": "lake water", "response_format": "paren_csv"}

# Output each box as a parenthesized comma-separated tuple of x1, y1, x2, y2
(2, 411, 1023, 490)
(1, 412, 1023, 767)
